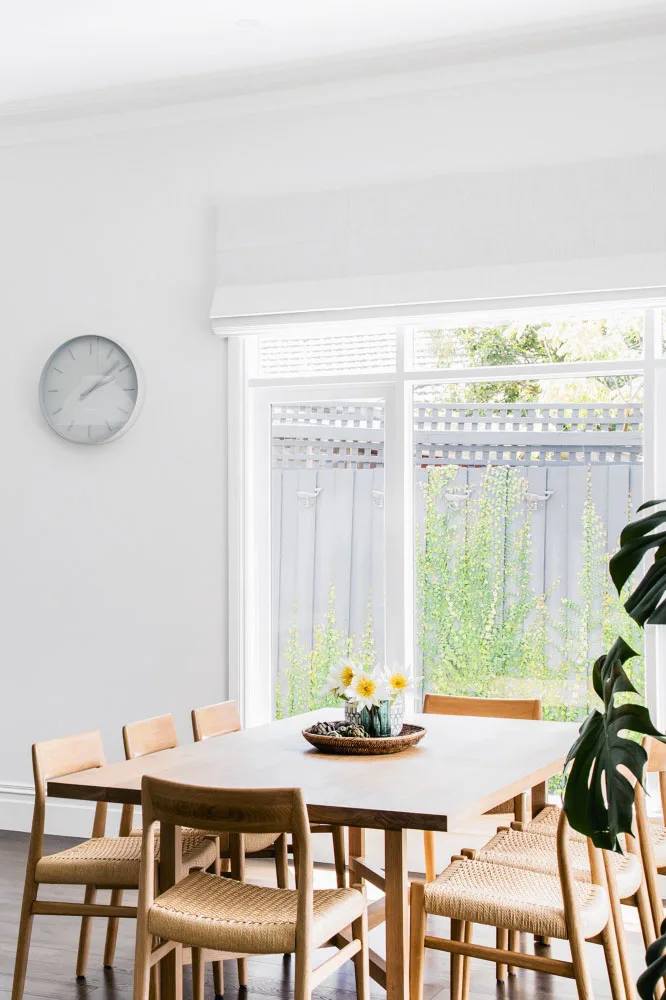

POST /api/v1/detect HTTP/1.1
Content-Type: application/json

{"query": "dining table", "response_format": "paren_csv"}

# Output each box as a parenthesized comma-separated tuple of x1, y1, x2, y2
(47, 708, 579, 1000)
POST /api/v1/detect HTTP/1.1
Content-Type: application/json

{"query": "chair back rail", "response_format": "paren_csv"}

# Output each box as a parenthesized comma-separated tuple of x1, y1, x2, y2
(123, 714, 178, 760)
(422, 693, 542, 721)
(191, 701, 242, 742)
(30, 731, 108, 864)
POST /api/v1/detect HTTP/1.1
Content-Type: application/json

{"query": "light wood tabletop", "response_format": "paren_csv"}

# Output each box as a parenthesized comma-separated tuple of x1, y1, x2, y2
(47, 709, 579, 1000)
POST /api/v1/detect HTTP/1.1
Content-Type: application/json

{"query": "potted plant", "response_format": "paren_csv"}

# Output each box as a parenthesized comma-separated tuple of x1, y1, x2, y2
(563, 499, 666, 851)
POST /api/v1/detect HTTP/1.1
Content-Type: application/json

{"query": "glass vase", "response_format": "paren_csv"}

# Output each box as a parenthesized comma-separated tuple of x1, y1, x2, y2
(344, 698, 404, 736)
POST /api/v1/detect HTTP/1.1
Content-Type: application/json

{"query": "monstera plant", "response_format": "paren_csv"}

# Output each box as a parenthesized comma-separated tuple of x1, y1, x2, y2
(563, 500, 666, 851)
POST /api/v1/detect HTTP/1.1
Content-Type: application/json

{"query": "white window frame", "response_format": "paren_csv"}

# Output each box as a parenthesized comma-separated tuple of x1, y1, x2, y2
(227, 298, 666, 729)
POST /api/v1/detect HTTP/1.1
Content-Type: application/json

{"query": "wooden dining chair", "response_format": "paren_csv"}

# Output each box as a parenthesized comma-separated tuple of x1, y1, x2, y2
(421, 694, 542, 881)
(104, 713, 231, 985)
(467, 805, 654, 988)
(133, 776, 369, 1000)
(409, 809, 625, 1000)
(11, 730, 217, 1000)
(192, 700, 348, 889)
(524, 736, 666, 944)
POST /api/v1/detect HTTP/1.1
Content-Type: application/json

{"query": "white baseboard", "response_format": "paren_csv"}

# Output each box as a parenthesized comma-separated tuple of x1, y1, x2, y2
(0, 782, 122, 838)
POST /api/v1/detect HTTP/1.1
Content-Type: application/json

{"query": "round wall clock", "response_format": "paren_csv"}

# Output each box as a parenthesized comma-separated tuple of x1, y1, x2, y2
(39, 335, 142, 445)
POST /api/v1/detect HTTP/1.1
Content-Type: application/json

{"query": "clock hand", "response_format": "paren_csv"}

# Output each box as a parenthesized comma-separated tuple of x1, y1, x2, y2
(103, 359, 122, 377)
(79, 375, 115, 400)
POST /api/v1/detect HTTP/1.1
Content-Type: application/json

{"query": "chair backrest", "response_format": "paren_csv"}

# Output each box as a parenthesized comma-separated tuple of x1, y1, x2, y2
(123, 714, 178, 760)
(138, 777, 313, 945)
(422, 693, 542, 721)
(191, 701, 242, 742)
(30, 731, 108, 864)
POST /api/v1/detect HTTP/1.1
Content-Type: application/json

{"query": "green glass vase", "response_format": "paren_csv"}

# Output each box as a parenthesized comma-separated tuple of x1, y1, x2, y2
(360, 700, 391, 737)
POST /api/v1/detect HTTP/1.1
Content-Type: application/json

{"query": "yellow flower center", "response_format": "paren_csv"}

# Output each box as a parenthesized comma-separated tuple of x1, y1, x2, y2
(356, 677, 376, 698)
(389, 673, 408, 691)
(340, 665, 355, 687)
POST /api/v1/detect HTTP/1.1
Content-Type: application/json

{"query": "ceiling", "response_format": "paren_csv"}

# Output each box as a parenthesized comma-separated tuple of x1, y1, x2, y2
(2, 0, 666, 110)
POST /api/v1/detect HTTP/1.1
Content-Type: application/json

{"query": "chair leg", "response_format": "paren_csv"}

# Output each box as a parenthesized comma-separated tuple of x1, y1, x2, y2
(11, 874, 37, 1000)
(568, 917, 595, 1000)
(132, 912, 152, 1000)
(293, 940, 310, 1000)
(148, 963, 160, 1000)
(409, 882, 426, 1000)
(275, 833, 289, 889)
(603, 852, 635, 1000)
(461, 922, 472, 1000)
(508, 929, 518, 976)
(634, 883, 657, 950)
(495, 927, 508, 983)
(76, 885, 97, 978)
(423, 831, 436, 882)
(293, 840, 300, 889)
(450, 919, 464, 1000)
(211, 853, 225, 992)
(191, 948, 204, 1000)
(352, 894, 369, 1000)
(213, 958, 224, 999)
(599, 917, 626, 1000)
(237, 957, 248, 988)
(332, 827, 347, 888)
(104, 890, 123, 968)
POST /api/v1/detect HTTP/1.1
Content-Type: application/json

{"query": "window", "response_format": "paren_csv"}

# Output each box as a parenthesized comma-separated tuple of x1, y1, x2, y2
(230, 303, 666, 729)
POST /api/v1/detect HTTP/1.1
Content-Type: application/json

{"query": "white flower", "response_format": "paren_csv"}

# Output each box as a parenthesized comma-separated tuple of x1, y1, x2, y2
(322, 659, 357, 700)
(380, 665, 420, 702)
(345, 670, 389, 711)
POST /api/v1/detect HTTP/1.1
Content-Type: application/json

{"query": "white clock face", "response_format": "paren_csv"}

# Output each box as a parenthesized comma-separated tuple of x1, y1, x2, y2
(39, 335, 140, 444)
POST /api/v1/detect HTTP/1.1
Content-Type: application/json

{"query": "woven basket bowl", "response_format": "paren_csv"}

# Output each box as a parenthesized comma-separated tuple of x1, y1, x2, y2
(302, 723, 426, 755)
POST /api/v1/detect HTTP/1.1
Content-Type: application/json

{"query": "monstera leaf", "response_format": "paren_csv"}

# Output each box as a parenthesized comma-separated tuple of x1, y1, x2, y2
(563, 637, 663, 850)
(609, 499, 666, 625)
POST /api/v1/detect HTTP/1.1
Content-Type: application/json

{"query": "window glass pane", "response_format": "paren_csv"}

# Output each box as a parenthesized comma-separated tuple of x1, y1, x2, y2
(258, 330, 396, 377)
(413, 312, 644, 370)
(272, 400, 385, 718)
(414, 375, 644, 733)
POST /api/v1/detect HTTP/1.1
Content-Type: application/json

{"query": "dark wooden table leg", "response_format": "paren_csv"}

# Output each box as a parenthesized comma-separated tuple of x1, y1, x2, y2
(384, 829, 408, 1000)
(348, 827, 365, 883)
(159, 823, 183, 1000)
(532, 780, 548, 816)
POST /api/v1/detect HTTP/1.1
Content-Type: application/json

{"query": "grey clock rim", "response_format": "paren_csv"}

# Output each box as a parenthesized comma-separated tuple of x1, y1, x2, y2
(38, 334, 143, 447)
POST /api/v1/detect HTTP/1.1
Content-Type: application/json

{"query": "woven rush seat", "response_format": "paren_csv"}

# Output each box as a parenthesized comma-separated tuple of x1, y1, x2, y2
(477, 827, 642, 898)
(529, 805, 666, 866)
(424, 858, 609, 940)
(148, 870, 365, 954)
(36, 831, 217, 887)
(129, 826, 278, 854)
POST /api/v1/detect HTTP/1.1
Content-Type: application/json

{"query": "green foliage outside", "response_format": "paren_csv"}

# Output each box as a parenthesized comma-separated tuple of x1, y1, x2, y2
(416, 465, 643, 725)
(420, 315, 643, 404)
(275, 588, 377, 719)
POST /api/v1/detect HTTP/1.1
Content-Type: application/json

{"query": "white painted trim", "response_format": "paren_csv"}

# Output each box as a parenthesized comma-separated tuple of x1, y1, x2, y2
(0, 782, 122, 838)
(211, 276, 666, 337)
(249, 358, 644, 390)
(227, 338, 249, 721)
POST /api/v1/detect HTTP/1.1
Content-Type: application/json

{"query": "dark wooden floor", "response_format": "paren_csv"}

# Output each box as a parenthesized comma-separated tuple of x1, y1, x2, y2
(0, 830, 647, 1000)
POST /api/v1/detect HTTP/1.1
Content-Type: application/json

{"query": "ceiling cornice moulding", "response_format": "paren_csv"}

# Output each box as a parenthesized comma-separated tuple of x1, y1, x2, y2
(0, 14, 665, 145)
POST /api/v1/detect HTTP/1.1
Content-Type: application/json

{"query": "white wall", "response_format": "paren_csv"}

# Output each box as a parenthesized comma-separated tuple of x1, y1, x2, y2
(1, 31, 666, 835)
